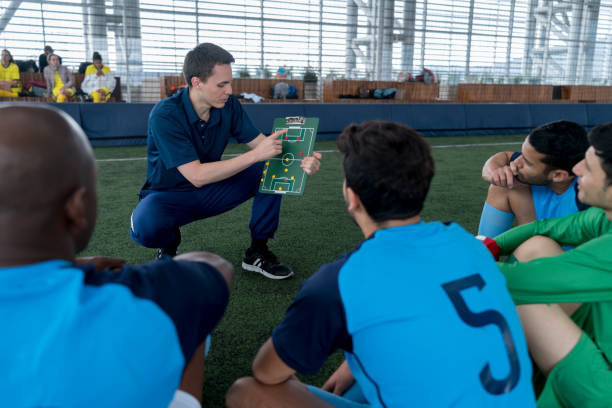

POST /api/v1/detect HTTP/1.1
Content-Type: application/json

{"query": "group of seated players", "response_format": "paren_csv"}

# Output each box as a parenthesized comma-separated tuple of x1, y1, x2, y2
(1, 42, 611, 408)
(0, 46, 116, 103)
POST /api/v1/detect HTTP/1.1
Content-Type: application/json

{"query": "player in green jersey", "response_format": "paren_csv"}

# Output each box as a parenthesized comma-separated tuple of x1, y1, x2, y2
(491, 122, 612, 407)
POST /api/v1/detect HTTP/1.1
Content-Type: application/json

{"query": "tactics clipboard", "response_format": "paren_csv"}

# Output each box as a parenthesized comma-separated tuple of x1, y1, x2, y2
(258, 116, 319, 196)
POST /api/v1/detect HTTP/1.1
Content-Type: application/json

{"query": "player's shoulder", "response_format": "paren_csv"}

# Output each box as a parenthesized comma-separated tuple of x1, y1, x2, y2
(300, 252, 354, 298)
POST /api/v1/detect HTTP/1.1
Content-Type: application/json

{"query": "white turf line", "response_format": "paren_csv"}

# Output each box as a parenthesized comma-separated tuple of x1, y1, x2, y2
(95, 141, 522, 163)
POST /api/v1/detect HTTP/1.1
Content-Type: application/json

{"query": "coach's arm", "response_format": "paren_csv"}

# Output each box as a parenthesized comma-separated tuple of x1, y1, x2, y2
(177, 130, 284, 188)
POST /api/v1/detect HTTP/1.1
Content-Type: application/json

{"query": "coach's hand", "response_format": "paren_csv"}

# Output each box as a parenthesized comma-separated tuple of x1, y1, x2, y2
(254, 129, 286, 162)
(301, 151, 322, 176)
(322, 360, 354, 396)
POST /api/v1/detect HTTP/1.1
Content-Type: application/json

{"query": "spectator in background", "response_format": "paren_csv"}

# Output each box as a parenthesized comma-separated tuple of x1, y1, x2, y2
(44, 54, 74, 103)
(0, 49, 21, 98)
(81, 52, 116, 103)
(39, 45, 61, 72)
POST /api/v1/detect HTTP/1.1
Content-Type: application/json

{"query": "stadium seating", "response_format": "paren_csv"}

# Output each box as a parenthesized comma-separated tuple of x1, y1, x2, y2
(456, 84, 554, 103)
(0, 72, 122, 102)
(322, 79, 439, 103)
(160, 76, 307, 102)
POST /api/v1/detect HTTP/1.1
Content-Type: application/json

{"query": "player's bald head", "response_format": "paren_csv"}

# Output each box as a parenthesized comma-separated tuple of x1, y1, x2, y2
(0, 105, 96, 214)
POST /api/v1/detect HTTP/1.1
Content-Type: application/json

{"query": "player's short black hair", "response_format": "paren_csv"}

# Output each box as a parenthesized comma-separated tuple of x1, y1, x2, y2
(337, 121, 434, 223)
(588, 122, 612, 186)
(92, 51, 102, 61)
(183, 43, 235, 87)
(528, 120, 588, 175)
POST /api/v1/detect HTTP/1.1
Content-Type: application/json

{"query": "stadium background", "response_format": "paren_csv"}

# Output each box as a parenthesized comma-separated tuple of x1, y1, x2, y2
(2, 0, 612, 405)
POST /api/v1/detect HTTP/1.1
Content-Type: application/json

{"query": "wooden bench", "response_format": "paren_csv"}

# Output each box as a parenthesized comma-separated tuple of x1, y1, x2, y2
(160, 76, 307, 102)
(322, 80, 439, 103)
(0, 72, 122, 102)
(560, 85, 612, 103)
(456, 84, 554, 103)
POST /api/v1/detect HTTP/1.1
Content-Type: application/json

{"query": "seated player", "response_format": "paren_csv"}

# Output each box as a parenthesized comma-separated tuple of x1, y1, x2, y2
(81, 51, 116, 103)
(0, 49, 20, 97)
(478, 120, 589, 237)
(487, 122, 612, 407)
(225, 121, 535, 407)
(0, 105, 232, 408)
(129, 43, 321, 279)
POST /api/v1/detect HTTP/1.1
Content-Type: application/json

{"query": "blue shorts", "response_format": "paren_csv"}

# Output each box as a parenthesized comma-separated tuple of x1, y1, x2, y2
(307, 383, 369, 408)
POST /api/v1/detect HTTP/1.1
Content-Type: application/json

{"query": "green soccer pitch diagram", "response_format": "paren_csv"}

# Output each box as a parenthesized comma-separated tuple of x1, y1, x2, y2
(259, 116, 319, 196)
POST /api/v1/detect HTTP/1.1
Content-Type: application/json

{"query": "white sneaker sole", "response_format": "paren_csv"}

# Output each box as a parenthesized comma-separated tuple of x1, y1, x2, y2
(242, 262, 294, 280)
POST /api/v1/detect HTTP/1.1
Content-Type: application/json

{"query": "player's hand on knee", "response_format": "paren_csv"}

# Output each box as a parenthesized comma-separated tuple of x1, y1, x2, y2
(475, 236, 501, 261)
(300, 151, 321, 175)
(322, 360, 354, 396)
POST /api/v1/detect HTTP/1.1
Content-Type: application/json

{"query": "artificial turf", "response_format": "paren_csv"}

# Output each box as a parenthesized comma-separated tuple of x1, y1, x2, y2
(86, 134, 525, 406)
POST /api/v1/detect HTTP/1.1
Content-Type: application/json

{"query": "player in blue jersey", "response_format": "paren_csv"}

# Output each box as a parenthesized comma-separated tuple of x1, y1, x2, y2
(129, 43, 321, 280)
(226, 121, 536, 407)
(0, 105, 232, 408)
(478, 120, 589, 237)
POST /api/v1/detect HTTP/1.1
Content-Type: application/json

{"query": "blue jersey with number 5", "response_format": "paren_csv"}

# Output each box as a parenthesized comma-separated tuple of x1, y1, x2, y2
(272, 221, 535, 407)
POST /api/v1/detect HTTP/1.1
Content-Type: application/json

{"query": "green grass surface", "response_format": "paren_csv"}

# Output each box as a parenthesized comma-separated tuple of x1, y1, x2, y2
(86, 134, 525, 406)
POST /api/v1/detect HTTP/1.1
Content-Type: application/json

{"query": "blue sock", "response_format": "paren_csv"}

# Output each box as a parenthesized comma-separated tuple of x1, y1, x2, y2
(478, 202, 515, 237)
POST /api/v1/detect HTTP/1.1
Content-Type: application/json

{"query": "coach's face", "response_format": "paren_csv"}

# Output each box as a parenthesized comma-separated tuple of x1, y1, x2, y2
(514, 137, 551, 185)
(197, 63, 233, 109)
(573, 147, 611, 210)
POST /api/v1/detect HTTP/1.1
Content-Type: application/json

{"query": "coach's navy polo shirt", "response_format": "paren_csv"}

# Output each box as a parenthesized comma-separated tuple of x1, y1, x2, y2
(142, 87, 261, 192)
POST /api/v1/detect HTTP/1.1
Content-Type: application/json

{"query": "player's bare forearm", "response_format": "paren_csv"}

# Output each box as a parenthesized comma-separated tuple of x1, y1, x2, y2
(252, 338, 296, 385)
(482, 152, 512, 181)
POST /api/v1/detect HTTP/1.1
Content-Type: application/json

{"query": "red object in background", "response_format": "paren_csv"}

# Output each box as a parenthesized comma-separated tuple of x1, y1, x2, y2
(476, 235, 501, 261)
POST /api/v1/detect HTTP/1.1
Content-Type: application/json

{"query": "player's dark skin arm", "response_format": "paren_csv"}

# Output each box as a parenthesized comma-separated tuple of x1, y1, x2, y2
(252, 338, 296, 385)
(173, 251, 235, 402)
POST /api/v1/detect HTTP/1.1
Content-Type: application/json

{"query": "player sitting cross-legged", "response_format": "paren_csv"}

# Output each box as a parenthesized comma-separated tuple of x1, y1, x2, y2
(485, 122, 612, 407)
(225, 120, 536, 408)
(478, 120, 589, 238)
(129, 43, 321, 280)
(0, 105, 232, 408)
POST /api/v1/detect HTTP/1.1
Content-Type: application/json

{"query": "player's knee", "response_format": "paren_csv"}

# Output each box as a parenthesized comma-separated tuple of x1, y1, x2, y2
(226, 377, 257, 408)
(514, 235, 563, 262)
(486, 184, 512, 212)
(175, 251, 235, 290)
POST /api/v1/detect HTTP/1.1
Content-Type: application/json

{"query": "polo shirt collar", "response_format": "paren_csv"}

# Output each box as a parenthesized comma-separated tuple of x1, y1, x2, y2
(182, 87, 222, 127)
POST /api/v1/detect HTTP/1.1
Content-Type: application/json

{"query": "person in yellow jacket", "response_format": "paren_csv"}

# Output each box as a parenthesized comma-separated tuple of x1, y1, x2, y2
(43, 54, 75, 103)
(0, 49, 21, 98)
(81, 52, 116, 103)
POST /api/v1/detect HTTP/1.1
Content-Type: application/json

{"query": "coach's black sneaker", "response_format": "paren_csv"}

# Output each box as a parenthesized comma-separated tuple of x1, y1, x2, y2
(156, 228, 181, 260)
(242, 247, 294, 280)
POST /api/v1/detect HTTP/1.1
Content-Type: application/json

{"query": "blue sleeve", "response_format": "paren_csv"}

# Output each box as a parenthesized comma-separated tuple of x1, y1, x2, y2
(229, 96, 260, 144)
(149, 109, 199, 169)
(509, 152, 521, 162)
(80, 259, 229, 364)
(271, 255, 352, 375)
